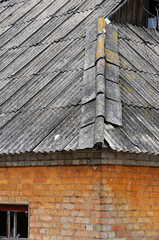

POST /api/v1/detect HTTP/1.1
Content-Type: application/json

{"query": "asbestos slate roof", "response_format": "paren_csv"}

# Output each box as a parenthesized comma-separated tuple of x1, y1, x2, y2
(78, 19, 159, 155)
(106, 22, 159, 154)
(0, 0, 159, 155)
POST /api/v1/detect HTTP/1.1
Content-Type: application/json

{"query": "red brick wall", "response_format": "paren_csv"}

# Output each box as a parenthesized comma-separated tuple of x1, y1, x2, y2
(0, 165, 159, 239)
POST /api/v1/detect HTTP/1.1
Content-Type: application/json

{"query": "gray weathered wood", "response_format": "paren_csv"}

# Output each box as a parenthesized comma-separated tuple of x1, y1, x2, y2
(96, 93, 105, 117)
(84, 41, 96, 70)
(96, 58, 106, 76)
(94, 116, 104, 145)
(105, 25, 118, 52)
(86, 22, 97, 44)
(106, 81, 120, 101)
(81, 101, 95, 127)
(106, 99, 122, 126)
(81, 81, 96, 104)
(105, 62, 119, 83)
(78, 124, 94, 149)
(83, 66, 96, 86)
(96, 75, 105, 94)
(105, 48, 119, 66)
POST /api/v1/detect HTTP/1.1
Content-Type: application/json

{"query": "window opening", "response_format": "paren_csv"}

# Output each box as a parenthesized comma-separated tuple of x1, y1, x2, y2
(149, 0, 159, 17)
(0, 204, 28, 239)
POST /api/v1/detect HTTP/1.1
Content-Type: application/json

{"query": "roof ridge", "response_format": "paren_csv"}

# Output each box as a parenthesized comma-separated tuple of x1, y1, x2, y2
(78, 18, 122, 149)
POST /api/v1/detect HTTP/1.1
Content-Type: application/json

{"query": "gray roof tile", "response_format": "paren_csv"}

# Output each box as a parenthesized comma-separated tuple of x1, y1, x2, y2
(104, 22, 159, 154)
(1, 0, 159, 156)
(0, 0, 124, 154)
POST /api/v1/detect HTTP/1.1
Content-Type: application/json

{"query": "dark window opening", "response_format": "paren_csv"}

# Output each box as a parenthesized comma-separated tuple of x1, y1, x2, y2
(17, 212, 28, 238)
(0, 211, 7, 237)
(0, 204, 28, 239)
(149, 0, 159, 16)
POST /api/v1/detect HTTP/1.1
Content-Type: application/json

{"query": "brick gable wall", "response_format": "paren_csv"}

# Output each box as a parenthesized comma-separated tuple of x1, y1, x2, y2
(0, 151, 159, 239)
